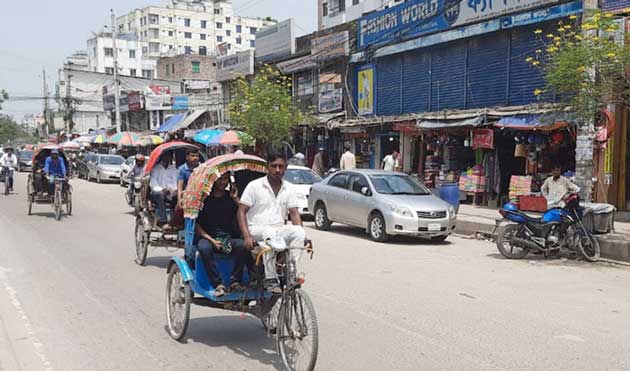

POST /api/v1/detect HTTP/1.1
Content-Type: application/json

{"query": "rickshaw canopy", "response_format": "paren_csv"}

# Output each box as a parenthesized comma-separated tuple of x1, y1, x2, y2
(144, 141, 201, 174)
(181, 153, 267, 219)
(32, 144, 69, 165)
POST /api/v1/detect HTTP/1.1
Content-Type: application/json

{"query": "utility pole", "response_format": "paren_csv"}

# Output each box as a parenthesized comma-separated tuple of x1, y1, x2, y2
(64, 69, 73, 135)
(111, 9, 122, 133)
(42, 67, 49, 139)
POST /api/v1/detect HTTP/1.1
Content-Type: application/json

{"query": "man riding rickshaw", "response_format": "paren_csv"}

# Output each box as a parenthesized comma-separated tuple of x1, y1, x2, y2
(27, 144, 72, 220)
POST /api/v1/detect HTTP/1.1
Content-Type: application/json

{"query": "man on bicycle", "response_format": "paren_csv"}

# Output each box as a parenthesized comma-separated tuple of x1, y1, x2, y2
(237, 153, 306, 294)
(44, 149, 67, 195)
(0, 147, 17, 192)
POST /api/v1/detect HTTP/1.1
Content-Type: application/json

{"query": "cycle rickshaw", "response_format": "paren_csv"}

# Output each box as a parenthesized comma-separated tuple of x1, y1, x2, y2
(27, 144, 72, 220)
(165, 153, 319, 371)
(134, 141, 206, 265)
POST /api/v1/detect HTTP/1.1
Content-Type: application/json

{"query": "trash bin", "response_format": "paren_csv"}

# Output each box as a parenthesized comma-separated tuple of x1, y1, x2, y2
(439, 183, 460, 213)
(581, 203, 616, 234)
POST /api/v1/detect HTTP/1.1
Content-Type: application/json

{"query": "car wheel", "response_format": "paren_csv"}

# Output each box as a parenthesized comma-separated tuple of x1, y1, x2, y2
(369, 212, 389, 242)
(314, 203, 332, 231)
(96, 172, 101, 183)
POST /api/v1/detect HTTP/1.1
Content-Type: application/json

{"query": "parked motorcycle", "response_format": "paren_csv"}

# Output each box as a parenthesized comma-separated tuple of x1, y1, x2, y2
(125, 175, 142, 216)
(496, 194, 600, 262)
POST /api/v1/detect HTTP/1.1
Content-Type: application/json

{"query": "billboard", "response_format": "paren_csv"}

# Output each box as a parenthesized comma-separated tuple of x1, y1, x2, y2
(255, 19, 295, 62)
(216, 50, 255, 81)
(145, 95, 172, 111)
(357, 65, 374, 115)
(357, 0, 560, 48)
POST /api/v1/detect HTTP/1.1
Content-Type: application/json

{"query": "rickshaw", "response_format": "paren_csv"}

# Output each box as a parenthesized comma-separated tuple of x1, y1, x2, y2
(165, 153, 319, 371)
(134, 141, 206, 265)
(27, 144, 72, 220)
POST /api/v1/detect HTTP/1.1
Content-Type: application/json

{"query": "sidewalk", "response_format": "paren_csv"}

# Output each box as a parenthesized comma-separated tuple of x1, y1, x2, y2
(454, 204, 630, 262)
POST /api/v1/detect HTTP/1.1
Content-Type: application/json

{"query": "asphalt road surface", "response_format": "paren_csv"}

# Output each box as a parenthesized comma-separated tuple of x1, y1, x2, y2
(1, 173, 630, 371)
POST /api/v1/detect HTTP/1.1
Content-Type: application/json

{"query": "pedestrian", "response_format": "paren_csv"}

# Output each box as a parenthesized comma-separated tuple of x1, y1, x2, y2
(541, 164, 580, 209)
(340, 143, 356, 170)
(312, 147, 326, 177)
(382, 150, 399, 171)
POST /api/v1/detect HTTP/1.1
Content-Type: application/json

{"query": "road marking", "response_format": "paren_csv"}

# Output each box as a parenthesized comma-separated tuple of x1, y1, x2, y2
(554, 334, 585, 343)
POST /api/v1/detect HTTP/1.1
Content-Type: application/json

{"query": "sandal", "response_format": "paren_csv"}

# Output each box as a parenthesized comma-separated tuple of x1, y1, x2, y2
(229, 282, 246, 292)
(214, 284, 226, 297)
(265, 280, 282, 295)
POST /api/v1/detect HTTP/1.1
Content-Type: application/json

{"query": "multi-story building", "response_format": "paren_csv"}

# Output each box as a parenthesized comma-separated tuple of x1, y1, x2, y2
(87, 33, 157, 78)
(317, 0, 404, 30)
(116, 0, 275, 59)
(63, 50, 90, 71)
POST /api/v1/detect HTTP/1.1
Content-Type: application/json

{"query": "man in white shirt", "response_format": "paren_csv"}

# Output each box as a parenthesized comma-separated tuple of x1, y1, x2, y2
(238, 153, 306, 294)
(150, 152, 178, 226)
(340, 144, 356, 170)
(0, 147, 18, 192)
(541, 165, 580, 209)
(382, 151, 399, 171)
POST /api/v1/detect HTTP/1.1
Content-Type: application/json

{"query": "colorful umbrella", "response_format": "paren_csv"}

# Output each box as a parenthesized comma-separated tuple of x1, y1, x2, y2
(92, 133, 109, 144)
(74, 135, 93, 144)
(216, 130, 253, 146)
(193, 129, 225, 146)
(108, 131, 140, 146)
(59, 141, 81, 150)
(138, 135, 165, 147)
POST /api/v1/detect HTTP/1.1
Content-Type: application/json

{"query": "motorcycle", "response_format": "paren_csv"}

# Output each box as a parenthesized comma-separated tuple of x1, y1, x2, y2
(496, 193, 600, 262)
(125, 175, 142, 216)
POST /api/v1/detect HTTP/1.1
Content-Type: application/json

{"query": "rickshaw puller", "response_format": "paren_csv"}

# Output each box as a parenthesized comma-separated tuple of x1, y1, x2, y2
(44, 149, 67, 195)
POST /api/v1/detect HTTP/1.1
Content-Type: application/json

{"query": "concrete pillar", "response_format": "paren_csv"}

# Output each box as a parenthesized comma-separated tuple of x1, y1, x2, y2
(574, 123, 595, 202)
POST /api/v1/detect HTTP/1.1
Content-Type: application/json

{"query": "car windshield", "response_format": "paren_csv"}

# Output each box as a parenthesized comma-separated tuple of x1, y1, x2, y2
(369, 174, 431, 195)
(284, 168, 322, 185)
(100, 156, 124, 165)
(19, 151, 33, 160)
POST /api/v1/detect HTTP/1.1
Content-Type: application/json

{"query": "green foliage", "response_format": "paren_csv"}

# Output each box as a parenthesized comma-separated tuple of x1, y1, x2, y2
(0, 115, 37, 145)
(530, 11, 630, 121)
(228, 65, 310, 149)
(0, 89, 8, 110)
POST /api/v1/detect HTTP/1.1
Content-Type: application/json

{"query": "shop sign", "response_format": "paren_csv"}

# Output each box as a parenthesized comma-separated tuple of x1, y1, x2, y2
(102, 92, 131, 112)
(145, 94, 172, 111)
(393, 122, 420, 135)
(216, 50, 254, 81)
(357, 0, 560, 49)
(318, 88, 343, 113)
(148, 85, 171, 95)
(127, 91, 142, 112)
(255, 19, 295, 62)
(602, 0, 630, 12)
(119, 91, 129, 113)
(312, 31, 349, 61)
(103, 94, 115, 111)
(172, 96, 189, 111)
(186, 80, 211, 90)
(472, 128, 494, 149)
(357, 65, 374, 115)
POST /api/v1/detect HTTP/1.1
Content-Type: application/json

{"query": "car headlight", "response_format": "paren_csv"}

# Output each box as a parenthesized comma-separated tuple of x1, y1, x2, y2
(390, 204, 414, 217)
(448, 205, 457, 219)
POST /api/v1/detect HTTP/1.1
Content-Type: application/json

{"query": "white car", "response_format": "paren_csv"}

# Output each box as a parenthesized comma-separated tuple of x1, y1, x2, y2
(284, 165, 322, 216)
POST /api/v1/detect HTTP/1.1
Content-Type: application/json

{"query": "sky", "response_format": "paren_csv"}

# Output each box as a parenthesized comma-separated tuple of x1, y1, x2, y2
(0, 0, 317, 122)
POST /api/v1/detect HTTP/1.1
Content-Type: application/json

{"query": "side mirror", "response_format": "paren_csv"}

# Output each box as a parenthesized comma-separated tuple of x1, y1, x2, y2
(361, 186, 370, 196)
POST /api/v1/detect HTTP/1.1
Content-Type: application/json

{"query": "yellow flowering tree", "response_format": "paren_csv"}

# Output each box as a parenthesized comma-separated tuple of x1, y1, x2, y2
(228, 65, 309, 151)
(528, 11, 628, 120)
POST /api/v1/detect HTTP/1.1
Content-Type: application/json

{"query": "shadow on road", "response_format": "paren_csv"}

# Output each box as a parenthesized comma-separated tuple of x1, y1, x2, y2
(143, 255, 173, 269)
(485, 252, 624, 269)
(27, 211, 72, 220)
(309, 223, 453, 246)
(186, 315, 283, 371)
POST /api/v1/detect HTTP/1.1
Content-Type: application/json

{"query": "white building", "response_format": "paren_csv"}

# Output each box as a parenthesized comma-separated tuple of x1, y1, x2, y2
(318, 0, 406, 30)
(63, 50, 89, 71)
(116, 0, 275, 61)
(87, 33, 157, 78)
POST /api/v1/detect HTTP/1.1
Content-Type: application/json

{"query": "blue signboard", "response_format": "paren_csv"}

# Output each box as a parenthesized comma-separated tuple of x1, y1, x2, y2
(601, 0, 630, 12)
(172, 96, 189, 111)
(358, 0, 561, 49)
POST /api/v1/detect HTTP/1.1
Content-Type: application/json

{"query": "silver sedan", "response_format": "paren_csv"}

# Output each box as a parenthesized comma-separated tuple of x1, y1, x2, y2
(308, 169, 457, 242)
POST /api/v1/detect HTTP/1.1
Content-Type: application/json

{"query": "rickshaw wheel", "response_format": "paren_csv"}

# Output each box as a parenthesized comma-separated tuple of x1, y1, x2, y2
(134, 218, 149, 265)
(165, 263, 191, 341)
(277, 289, 319, 371)
(27, 195, 33, 215)
(66, 191, 72, 216)
(261, 297, 282, 334)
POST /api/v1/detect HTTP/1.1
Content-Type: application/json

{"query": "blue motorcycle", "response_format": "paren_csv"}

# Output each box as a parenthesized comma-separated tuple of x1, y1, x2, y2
(496, 194, 600, 262)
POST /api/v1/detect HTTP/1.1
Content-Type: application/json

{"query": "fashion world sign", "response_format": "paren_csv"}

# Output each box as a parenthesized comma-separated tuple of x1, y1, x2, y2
(358, 0, 561, 48)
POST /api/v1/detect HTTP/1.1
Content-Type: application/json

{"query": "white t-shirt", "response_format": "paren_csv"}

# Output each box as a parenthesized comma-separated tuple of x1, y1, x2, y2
(240, 176, 299, 227)
(150, 163, 178, 192)
(382, 155, 397, 171)
(0, 154, 17, 168)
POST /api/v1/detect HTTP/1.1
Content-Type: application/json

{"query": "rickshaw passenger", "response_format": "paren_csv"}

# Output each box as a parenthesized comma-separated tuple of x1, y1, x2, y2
(177, 149, 200, 207)
(195, 173, 249, 297)
(150, 153, 178, 226)
(43, 150, 67, 195)
(238, 153, 306, 294)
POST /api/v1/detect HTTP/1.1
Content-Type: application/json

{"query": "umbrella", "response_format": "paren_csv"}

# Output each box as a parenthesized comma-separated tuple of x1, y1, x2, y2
(92, 134, 109, 144)
(108, 131, 140, 146)
(59, 141, 81, 150)
(216, 130, 253, 146)
(74, 135, 93, 144)
(138, 135, 164, 147)
(193, 129, 224, 146)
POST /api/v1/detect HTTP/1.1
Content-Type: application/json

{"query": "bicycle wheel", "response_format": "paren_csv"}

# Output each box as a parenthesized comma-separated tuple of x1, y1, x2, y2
(277, 289, 319, 371)
(66, 191, 72, 216)
(54, 188, 62, 221)
(261, 297, 282, 334)
(134, 218, 149, 265)
(165, 263, 191, 341)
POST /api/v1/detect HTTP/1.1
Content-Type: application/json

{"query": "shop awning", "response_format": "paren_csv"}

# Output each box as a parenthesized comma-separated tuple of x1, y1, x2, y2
(172, 110, 206, 133)
(495, 115, 573, 131)
(417, 116, 484, 129)
(157, 113, 185, 133)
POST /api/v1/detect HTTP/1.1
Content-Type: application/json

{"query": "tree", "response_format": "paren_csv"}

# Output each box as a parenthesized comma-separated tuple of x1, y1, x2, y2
(529, 11, 628, 121)
(0, 115, 37, 145)
(228, 65, 312, 151)
(0, 89, 8, 111)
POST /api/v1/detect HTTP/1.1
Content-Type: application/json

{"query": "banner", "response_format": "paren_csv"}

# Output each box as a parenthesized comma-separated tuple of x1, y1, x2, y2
(319, 88, 343, 113)
(472, 128, 494, 149)
(357, 0, 560, 48)
(216, 50, 254, 81)
(127, 91, 142, 111)
(145, 95, 172, 111)
(172, 96, 189, 111)
(255, 19, 295, 62)
(357, 65, 374, 115)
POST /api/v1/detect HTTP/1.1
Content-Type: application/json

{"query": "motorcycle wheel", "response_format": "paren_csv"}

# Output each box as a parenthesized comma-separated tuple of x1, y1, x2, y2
(578, 232, 600, 262)
(496, 224, 530, 259)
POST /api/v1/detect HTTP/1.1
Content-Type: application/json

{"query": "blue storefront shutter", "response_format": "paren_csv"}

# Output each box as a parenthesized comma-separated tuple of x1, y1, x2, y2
(402, 49, 430, 113)
(466, 32, 509, 108)
(376, 56, 402, 116)
(430, 40, 466, 111)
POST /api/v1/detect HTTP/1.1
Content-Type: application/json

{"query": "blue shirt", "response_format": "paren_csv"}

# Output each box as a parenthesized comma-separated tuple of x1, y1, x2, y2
(44, 156, 66, 177)
(177, 163, 195, 188)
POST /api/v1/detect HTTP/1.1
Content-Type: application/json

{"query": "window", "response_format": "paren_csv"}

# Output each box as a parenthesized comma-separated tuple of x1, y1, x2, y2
(226, 17, 231, 23)
(236, 37, 242, 45)
(339, 0, 345, 11)
(165, 64, 170, 77)
(216, 22, 223, 29)
(168, 16, 173, 23)
(217, 35, 223, 42)
(105, 67, 114, 74)
(192, 61, 200, 74)
(142, 46, 148, 54)
(143, 30, 148, 38)
(128, 22, 132, 30)
(214, 8, 221, 14)
(227, 43, 231, 50)
(329, 174, 349, 188)
(104, 47, 114, 57)
(143, 16, 147, 25)
(353, 0, 359, 4)
(323, 2, 328, 16)
(172, 64, 175, 74)
(200, 33, 206, 40)
(297, 74, 313, 96)
(250, 40, 255, 47)
(142, 69, 153, 79)
(185, 32, 192, 39)
(168, 30, 174, 37)
(348, 174, 369, 194)
(236, 25, 242, 33)
(130, 68, 137, 77)
(185, 46, 192, 55)
(149, 14, 159, 24)
(129, 49, 136, 59)
(199, 46, 207, 55)
(201, 20, 207, 29)
(250, 27, 257, 34)
(184, 18, 191, 27)
(226, 30, 231, 36)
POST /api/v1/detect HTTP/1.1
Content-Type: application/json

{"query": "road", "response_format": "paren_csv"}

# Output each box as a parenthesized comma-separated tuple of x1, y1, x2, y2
(1, 172, 630, 371)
